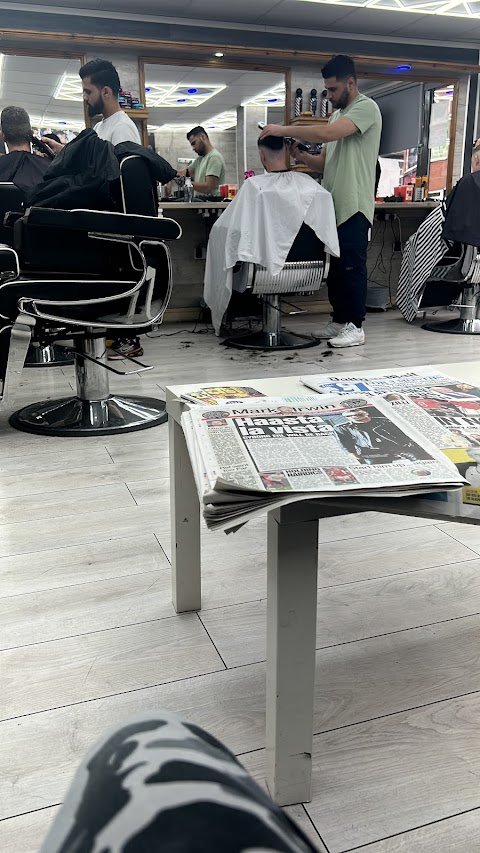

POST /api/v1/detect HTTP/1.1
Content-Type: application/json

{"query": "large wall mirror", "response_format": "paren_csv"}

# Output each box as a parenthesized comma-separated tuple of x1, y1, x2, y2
(0, 52, 85, 150)
(360, 77, 457, 199)
(142, 60, 287, 186)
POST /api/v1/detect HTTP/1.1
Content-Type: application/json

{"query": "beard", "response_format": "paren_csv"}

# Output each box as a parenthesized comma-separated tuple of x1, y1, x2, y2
(88, 95, 104, 117)
(331, 89, 349, 111)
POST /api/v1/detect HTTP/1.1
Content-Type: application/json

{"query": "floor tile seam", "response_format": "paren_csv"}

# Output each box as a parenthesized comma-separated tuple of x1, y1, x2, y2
(309, 687, 480, 740)
(316, 552, 480, 591)
(333, 804, 480, 853)
(434, 523, 480, 555)
(196, 612, 229, 669)
(0, 525, 166, 556)
(0, 609, 205, 653)
(0, 567, 163, 601)
(0, 661, 231, 726)
(0, 802, 61, 824)
(214, 608, 480, 668)
(299, 803, 332, 852)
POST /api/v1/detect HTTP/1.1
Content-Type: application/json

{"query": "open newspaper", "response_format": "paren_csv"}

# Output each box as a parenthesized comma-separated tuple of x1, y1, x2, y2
(301, 368, 480, 512)
(181, 393, 464, 530)
(180, 384, 322, 407)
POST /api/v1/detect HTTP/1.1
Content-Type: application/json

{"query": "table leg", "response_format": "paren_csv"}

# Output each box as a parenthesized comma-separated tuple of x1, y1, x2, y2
(169, 415, 201, 612)
(265, 507, 319, 806)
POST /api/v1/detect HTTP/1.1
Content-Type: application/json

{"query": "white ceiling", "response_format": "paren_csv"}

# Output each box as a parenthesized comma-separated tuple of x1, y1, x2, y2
(145, 65, 283, 127)
(0, 54, 84, 127)
(0, 55, 285, 130)
(2, 0, 480, 43)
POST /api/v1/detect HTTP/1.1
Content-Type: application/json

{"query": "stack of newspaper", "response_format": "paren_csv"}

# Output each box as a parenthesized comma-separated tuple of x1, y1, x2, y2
(301, 367, 480, 515)
(181, 386, 465, 530)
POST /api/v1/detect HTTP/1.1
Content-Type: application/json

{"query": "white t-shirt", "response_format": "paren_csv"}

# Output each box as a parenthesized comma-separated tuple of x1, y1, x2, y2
(94, 111, 141, 146)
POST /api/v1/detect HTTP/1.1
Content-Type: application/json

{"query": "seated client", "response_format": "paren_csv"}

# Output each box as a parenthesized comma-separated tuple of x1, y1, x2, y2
(0, 106, 49, 192)
(204, 133, 339, 334)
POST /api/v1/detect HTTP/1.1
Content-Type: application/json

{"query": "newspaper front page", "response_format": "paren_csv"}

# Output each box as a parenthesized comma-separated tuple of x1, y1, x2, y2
(182, 394, 464, 529)
(301, 368, 480, 513)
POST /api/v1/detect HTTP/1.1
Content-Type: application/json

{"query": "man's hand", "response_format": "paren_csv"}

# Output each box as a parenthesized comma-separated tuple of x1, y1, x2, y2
(259, 124, 286, 140)
(290, 142, 308, 164)
(43, 138, 65, 157)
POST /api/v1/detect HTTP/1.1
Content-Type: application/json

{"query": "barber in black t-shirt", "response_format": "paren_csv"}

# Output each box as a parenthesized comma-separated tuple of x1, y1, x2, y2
(0, 105, 49, 193)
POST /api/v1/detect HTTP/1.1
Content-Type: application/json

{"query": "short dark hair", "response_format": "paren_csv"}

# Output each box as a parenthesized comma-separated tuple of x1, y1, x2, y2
(257, 135, 285, 151)
(1, 106, 32, 146)
(79, 58, 121, 97)
(321, 55, 357, 83)
(187, 125, 208, 140)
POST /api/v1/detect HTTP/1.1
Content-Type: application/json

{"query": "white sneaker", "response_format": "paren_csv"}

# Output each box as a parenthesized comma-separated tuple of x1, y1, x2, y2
(328, 322, 365, 348)
(314, 320, 346, 340)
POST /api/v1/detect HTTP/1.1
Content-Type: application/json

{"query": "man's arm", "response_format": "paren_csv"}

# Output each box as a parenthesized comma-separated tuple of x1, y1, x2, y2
(260, 117, 359, 145)
(192, 174, 220, 194)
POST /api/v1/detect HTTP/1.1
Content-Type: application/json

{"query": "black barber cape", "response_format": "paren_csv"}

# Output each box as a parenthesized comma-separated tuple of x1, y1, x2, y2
(443, 170, 480, 248)
(25, 128, 176, 211)
(0, 151, 49, 193)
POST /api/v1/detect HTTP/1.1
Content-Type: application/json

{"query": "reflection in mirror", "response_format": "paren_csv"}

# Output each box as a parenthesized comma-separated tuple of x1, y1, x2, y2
(144, 63, 285, 195)
(368, 78, 454, 200)
(0, 54, 84, 156)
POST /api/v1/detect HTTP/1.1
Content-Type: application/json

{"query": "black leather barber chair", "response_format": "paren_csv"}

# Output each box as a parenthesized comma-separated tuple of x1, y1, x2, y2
(223, 224, 329, 350)
(421, 243, 480, 334)
(0, 202, 181, 436)
(0, 181, 74, 367)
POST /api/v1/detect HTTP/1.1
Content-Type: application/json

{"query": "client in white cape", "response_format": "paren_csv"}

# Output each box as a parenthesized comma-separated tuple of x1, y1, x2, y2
(203, 133, 340, 335)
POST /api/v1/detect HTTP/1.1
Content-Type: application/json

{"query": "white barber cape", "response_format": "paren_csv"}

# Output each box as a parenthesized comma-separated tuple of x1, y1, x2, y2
(204, 171, 340, 334)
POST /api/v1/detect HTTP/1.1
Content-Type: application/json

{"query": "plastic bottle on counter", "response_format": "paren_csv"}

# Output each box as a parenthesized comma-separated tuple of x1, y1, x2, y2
(184, 176, 194, 202)
(294, 88, 303, 117)
(320, 90, 328, 118)
(309, 89, 318, 117)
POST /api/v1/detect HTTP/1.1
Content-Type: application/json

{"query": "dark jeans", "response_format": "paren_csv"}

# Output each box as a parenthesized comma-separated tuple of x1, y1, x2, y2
(327, 211, 370, 327)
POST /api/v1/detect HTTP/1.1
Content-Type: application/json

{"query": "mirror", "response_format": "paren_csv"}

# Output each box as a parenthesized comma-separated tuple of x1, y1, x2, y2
(0, 53, 85, 150)
(143, 62, 286, 187)
(365, 78, 455, 199)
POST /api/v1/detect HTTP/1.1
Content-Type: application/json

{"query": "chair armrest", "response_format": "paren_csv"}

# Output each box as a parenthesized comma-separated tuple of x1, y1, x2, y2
(23, 207, 182, 241)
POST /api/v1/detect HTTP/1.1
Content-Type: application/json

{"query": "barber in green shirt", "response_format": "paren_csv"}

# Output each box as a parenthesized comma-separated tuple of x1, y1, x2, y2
(260, 55, 382, 349)
(178, 125, 226, 196)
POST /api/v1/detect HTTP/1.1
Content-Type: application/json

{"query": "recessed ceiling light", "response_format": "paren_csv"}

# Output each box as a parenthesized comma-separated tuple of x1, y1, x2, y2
(243, 84, 286, 108)
(297, 0, 480, 18)
(214, 52, 224, 58)
(145, 83, 225, 107)
(397, 64, 412, 71)
(54, 73, 83, 102)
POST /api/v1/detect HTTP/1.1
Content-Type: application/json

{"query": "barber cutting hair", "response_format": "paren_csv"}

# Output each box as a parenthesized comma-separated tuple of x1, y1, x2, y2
(260, 54, 381, 348)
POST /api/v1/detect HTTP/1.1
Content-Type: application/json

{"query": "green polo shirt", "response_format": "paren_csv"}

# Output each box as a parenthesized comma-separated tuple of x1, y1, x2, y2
(188, 149, 226, 192)
(323, 94, 382, 226)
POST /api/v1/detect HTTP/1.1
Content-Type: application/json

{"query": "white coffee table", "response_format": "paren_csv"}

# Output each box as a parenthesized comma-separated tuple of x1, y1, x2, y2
(166, 362, 480, 806)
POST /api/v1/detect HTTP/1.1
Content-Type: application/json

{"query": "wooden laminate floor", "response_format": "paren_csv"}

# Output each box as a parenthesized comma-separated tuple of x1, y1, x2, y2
(1, 310, 480, 853)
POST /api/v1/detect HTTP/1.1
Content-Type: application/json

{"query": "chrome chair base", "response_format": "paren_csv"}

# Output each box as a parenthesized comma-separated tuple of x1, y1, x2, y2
(10, 394, 167, 437)
(223, 329, 320, 351)
(24, 343, 74, 368)
(422, 318, 480, 335)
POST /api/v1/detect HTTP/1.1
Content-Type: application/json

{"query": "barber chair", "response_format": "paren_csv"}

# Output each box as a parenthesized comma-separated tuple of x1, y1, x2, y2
(421, 243, 480, 334)
(0, 202, 181, 436)
(0, 182, 74, 367)
(223, 224, 329, 351)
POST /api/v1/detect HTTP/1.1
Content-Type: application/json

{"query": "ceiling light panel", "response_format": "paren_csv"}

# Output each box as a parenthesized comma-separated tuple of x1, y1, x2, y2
(204, 111, 237, 130)
(54, 73, 83, 102)
(242, 84, 285, 108)
(145, 84, 226, 108)
(298, 0, 480, 18)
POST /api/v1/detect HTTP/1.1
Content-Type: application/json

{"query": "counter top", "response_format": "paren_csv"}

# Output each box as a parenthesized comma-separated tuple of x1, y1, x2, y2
(159, 200, 437, 212)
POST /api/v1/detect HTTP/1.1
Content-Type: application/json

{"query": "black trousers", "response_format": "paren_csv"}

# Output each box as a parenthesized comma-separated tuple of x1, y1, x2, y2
(327, 211, 370, 327)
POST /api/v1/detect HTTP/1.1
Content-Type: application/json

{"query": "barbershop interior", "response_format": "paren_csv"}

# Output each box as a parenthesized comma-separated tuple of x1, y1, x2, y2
(2, 1, 480, 851)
